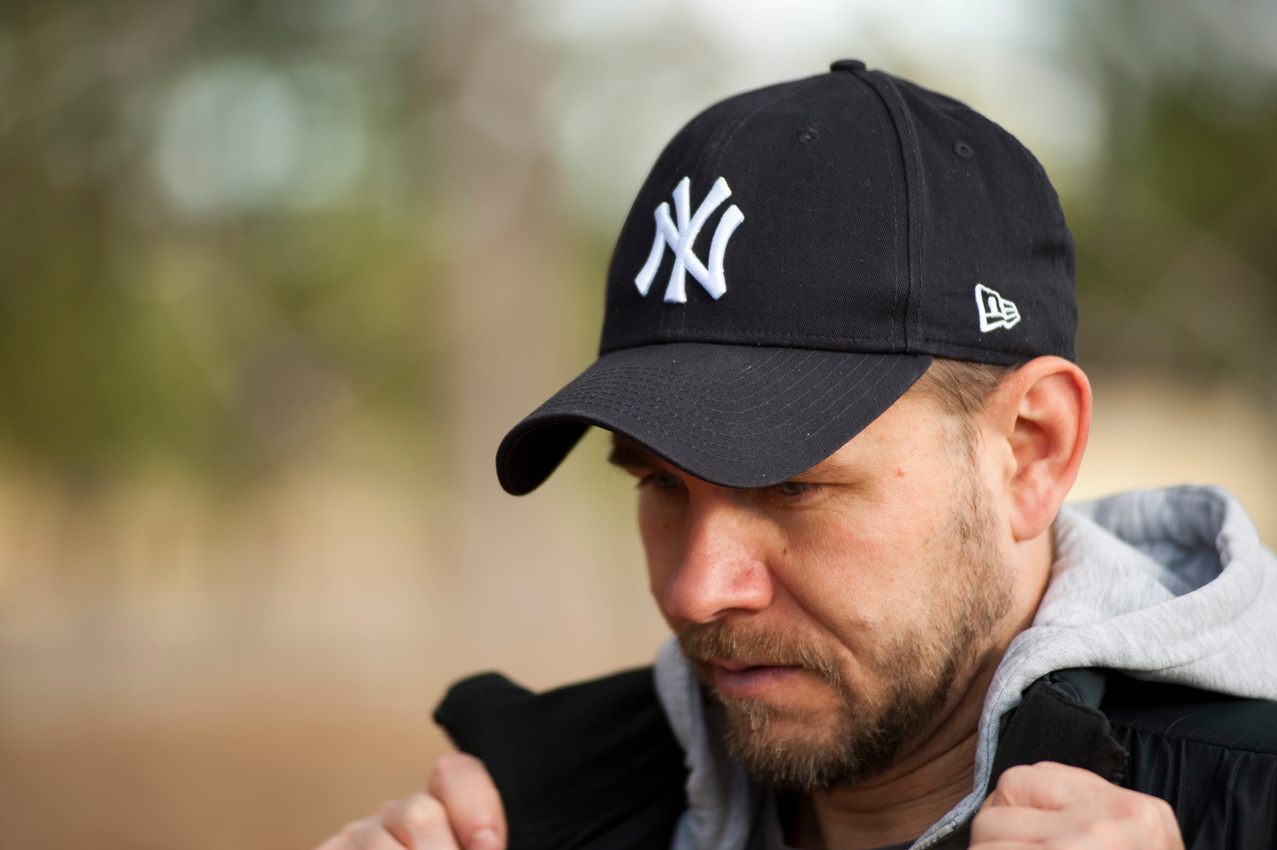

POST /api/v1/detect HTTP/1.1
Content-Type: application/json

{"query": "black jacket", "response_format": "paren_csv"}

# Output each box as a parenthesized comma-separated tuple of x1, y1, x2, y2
(434, 667, 1277, 850)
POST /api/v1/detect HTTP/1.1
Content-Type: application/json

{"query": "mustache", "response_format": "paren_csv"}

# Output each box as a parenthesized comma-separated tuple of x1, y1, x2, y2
(678, 621, 843, 687)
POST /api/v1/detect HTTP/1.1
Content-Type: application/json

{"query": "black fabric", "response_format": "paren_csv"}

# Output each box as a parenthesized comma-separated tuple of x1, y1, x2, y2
(986, 670, 1128, 792)
(1101, 674, 1277, 850)
(435, 667, 1277, 850)
(598, 65, 1074, 362)
(433, 669, 688, 850)
(497, 344, 931, 494)
(497, 61, 1075, 497)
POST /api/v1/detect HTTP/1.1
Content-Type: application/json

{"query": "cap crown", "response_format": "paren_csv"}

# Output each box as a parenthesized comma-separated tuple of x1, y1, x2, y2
(600, 65, 1076, 364)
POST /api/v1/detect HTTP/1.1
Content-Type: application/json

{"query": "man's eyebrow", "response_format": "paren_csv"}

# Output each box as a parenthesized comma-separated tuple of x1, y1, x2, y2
(607, 436, 660, 470)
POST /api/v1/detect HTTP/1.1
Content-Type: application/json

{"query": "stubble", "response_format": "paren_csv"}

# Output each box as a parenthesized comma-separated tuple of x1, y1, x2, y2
(679, 474, 1012, 793)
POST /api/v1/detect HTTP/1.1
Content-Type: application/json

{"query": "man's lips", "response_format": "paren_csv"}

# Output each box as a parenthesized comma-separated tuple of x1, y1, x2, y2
(709, 659, 806, 698)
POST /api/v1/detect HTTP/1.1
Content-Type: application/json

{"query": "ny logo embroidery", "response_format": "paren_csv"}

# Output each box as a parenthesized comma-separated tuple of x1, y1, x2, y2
(634, 176, 744, 303)
(975, 283, 1020, 332)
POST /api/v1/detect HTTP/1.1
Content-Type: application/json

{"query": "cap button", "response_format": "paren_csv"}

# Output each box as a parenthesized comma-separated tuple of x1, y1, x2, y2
(830, 59, 866, 73)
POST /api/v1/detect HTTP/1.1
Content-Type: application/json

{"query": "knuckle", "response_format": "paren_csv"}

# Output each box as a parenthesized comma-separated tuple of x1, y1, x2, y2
(997, 763, 1035, 790)
(1141, 795, 1180, 838)
(1081, 817, 1132, 848)
(1132, 803, 1162, 832)
(401, 792, 448, 833)
(967, 806, 1001, 841)
(1114, 788, 1159, 820)
(1031, 760, 1087, 782)
(430, 752, 482, 788)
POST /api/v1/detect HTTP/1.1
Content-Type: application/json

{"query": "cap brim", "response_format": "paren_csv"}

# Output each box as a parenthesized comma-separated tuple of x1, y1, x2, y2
(496, 343, 932, 495)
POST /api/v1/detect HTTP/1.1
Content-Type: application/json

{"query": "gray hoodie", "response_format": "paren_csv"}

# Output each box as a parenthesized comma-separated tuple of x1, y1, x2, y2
(653, 486, 1277, 850)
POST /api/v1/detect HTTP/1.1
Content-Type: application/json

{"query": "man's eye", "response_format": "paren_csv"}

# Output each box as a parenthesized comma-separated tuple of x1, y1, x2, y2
(773, 481, 813, 497)
(640, 470, 683, 491)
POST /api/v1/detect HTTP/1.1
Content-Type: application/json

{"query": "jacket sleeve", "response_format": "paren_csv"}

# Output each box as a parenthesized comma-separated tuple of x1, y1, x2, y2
(987, 671, 1277, 850)
(433, 667, 689, 850)
(1102, 676, 1277, 850)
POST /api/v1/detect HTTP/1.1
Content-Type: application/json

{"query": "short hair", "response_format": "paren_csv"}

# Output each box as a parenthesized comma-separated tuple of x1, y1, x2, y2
(910, 357, 1022, 450)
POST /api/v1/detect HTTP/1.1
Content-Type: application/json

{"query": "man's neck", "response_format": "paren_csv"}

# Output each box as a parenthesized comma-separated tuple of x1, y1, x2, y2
(788, 727, 978, 849)
(786, 649, 1002, 850)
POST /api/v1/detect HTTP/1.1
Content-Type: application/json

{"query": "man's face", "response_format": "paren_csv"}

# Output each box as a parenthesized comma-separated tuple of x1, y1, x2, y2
(611, 390, 1016, 792)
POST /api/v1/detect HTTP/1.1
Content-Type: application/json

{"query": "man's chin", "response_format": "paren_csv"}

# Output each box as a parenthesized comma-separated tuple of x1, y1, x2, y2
(710, 668, 955, 792)
(726, 710, 848, 759)
(717, 700, 863, 791)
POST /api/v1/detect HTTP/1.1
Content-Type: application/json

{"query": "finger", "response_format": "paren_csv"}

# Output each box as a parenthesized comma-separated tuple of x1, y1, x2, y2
(971, 804, 1076, 843)
(975, 811, 1151, 850)
(428, 753, 507, 850)
(381, 793, 461, 849)
(975, 775, 1184, 850)
(314, 816, 411, 850)
(986, 762, 1111, 810)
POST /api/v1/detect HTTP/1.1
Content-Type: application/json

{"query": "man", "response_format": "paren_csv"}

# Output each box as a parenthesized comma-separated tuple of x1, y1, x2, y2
(319, 62, 1277, 850)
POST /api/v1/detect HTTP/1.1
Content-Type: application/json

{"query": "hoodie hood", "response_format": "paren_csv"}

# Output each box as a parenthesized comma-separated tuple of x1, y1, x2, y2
(653, 485, 1277, 850)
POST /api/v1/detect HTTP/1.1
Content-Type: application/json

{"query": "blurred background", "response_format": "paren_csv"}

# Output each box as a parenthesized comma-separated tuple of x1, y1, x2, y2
(2, 0, 1277, 847)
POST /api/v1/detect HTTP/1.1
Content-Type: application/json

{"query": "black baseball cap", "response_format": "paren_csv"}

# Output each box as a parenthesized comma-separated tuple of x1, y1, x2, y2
(497, 60, 1076, 496)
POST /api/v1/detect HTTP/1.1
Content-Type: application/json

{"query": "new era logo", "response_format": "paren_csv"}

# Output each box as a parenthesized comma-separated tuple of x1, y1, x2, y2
(975, 284, 1020, 332)
(634, 176, 744, 303)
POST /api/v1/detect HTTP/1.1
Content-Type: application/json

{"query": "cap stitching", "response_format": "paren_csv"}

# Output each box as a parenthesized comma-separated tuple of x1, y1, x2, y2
(577, 351, 826, 411)
(566, 354, 882, 420)
(546, 357, 905, 461)
(603, 328, 900, 349)
(833, 71, 909, 352)
(862, 71, 926, 354)
(554, 355, 883, 419)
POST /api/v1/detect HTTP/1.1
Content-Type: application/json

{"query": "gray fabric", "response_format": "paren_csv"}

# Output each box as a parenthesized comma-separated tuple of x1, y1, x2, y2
(653, 486, 1277, 850)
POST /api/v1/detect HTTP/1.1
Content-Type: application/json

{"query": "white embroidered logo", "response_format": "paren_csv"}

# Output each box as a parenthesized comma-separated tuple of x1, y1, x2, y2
(634, 176, 744, 303)
(975, 283, 1020, 332)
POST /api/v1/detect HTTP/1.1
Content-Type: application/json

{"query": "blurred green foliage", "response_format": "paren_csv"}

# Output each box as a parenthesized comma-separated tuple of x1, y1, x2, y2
(0, 0, 440, 479)
(2, 0, 1277, 482)
(1068, 0, 1277, 394)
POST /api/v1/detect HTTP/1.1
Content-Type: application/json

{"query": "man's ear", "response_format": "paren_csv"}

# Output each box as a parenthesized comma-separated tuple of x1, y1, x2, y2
(983, 356, 1091, 541)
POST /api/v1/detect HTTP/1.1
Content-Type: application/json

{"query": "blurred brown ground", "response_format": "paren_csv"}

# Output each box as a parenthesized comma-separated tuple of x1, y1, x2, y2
(0, 436, 669, 849)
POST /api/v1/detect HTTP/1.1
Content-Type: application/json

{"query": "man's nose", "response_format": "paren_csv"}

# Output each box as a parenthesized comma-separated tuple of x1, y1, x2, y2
(659, 492, 774, 625)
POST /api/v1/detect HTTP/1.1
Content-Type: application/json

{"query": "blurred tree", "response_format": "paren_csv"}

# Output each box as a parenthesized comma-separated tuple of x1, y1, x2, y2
(4, 0, 1277, 483)
(1067, 0, 1277, 397)
(0, 0, 442, 481)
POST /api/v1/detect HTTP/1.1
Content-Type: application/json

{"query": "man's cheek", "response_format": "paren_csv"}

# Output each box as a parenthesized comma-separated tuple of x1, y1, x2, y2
(643, 546, 679, 615)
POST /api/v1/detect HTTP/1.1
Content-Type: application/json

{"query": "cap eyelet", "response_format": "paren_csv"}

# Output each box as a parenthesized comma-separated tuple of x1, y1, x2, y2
(954, 140, 974, 158)
(797, 127, 819, 143)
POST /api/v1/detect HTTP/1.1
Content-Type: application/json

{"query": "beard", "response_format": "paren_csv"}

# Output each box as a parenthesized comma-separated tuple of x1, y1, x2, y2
(678, 473, 1012, 793)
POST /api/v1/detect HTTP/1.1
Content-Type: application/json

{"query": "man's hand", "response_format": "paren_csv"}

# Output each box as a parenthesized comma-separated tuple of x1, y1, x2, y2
(315, 754, 506, 850)
(970, 762, 1183, 849)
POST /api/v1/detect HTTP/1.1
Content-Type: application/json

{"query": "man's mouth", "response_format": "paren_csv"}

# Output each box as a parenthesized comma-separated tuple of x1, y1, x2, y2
(709, 659, 806, 698)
